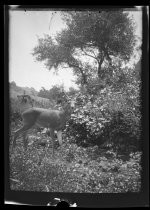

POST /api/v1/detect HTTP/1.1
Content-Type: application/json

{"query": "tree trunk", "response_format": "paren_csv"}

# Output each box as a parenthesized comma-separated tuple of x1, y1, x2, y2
(98, 59, 104, 79)
(97, 51, 104, 79)
(81, 73, 88, 86)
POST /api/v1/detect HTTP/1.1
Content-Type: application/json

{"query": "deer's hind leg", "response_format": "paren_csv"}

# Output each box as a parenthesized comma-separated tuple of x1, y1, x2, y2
(22, 131, 29, 151)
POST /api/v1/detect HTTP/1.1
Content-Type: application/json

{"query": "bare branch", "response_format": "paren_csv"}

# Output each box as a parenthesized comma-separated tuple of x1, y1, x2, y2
(80, 47, 99, 63)
(68, 62, 88, 85)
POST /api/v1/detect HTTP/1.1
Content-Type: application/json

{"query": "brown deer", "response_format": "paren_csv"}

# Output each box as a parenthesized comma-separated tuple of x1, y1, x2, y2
(12, 92, 75, 157)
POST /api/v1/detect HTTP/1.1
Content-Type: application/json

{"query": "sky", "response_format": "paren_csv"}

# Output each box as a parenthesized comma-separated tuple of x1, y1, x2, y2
(9, 9, 142, 92)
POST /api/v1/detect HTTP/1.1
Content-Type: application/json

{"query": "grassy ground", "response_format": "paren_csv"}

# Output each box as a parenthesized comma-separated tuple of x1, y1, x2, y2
(10, 129, 141, 193)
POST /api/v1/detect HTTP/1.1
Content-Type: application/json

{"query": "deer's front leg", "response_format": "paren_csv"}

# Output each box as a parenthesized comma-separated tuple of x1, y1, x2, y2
(50, 129, 55, 157)
(57, 130, 62, 145)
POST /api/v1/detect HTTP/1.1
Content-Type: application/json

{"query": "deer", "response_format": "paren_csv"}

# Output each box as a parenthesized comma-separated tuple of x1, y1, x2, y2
(11, 92, 76, 157)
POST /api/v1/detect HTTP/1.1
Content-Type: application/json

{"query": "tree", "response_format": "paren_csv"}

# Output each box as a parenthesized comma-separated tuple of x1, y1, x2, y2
(38, 87, 50, 99)
(49, 85, 64, 102)
(32, 10, 136, 88)
(38, 85, 66, 103)
(10, 81, 17, 87)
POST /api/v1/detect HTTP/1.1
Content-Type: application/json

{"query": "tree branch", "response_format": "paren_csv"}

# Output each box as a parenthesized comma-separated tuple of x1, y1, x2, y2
(68, 62, 88, 85)
(80, 47, 99, 63)
(104, 47, 112, 66)
(92, 50, 97, 59)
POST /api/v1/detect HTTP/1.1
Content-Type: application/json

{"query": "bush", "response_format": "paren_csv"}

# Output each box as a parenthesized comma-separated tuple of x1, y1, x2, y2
(65, 88, 141, 153)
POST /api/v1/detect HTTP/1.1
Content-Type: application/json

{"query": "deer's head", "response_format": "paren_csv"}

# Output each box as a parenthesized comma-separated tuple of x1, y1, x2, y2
(57, 91, 76, 114)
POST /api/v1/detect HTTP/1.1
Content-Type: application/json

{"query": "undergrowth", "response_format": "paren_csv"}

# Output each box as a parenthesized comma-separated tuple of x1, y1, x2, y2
(10, 132, 141, 193)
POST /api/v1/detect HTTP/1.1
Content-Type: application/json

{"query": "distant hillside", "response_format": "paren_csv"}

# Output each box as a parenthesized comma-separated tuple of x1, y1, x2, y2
(10, 81, 38, 96)
(9, 81, 51, 106)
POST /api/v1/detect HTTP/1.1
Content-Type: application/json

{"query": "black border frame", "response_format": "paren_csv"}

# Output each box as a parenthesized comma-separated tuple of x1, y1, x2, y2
(4, 5, 149, 207)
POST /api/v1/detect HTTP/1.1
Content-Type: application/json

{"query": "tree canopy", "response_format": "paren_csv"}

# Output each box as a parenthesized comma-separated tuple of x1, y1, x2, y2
(32, 10, 137, 88)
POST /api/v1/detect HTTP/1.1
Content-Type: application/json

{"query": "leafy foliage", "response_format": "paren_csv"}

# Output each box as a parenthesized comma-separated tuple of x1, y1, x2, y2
(10, 137, 141, 193)
(32, 10, 137, 85)
(38, 85, 62, 100)
(65, 70, 141, 151)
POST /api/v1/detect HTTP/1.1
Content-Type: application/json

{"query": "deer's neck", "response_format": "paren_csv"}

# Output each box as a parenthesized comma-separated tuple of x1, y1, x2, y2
(59, 106, 72, 123)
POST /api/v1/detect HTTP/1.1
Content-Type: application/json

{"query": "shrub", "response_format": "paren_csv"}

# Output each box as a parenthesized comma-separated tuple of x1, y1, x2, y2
(65, 88, 141, 153)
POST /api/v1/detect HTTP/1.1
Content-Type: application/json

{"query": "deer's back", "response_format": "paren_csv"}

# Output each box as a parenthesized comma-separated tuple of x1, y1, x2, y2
(22, 107, 66, 130)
